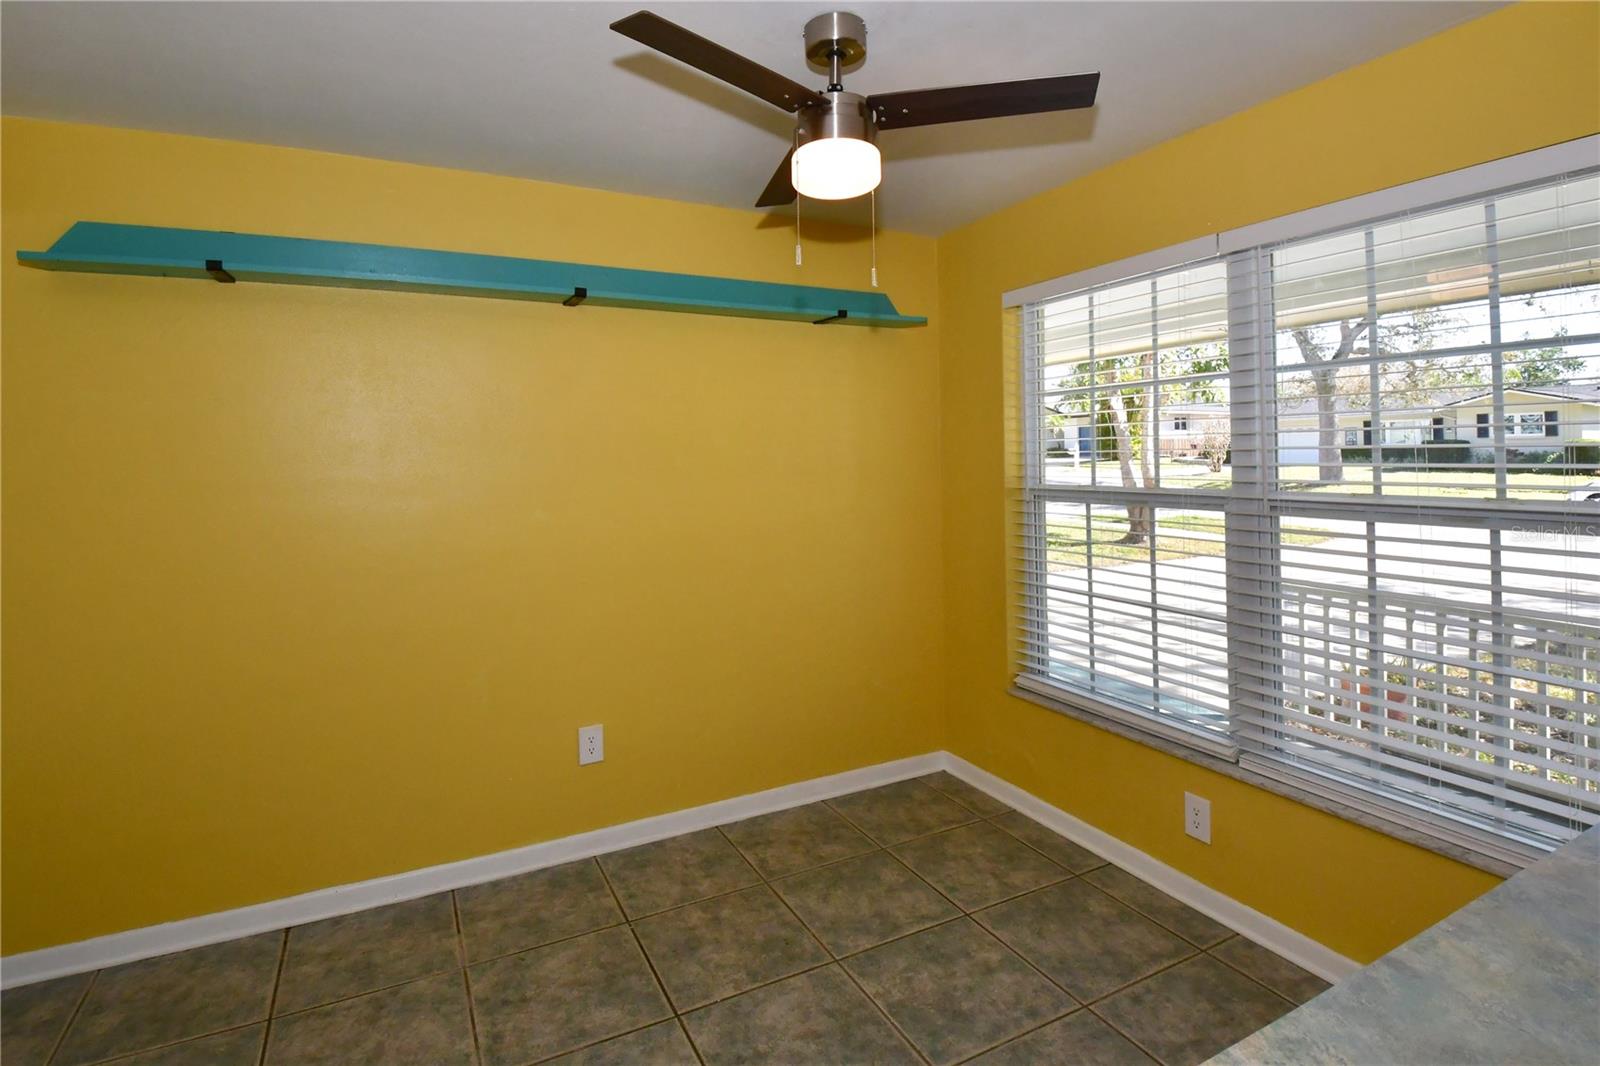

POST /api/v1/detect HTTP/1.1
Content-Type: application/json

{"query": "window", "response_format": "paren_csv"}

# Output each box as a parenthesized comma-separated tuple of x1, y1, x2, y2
(1507, 413, 1546, 436)
(1016, 159, 1600, 865)
(1018, 258, 1234, 755)
(1173, 415, 1191, 432)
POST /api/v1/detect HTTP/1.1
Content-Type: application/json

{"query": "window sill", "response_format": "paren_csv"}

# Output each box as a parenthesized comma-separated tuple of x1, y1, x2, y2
(1007, 682, 1524, 878)
(1013, 674, 1236, 761)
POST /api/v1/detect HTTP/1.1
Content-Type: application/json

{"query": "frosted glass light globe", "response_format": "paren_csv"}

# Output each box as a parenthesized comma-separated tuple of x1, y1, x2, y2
(792, 138, 881, 200)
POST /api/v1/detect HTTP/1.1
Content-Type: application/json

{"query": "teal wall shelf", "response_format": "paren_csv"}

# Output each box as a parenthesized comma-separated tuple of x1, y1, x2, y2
(18, 222, 927, 328)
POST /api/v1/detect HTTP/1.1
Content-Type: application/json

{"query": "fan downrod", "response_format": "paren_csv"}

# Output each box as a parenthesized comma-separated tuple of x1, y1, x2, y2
(804, 11, 866, 89)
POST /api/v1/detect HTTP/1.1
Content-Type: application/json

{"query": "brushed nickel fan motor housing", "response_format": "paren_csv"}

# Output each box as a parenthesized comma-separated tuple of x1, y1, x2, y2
(804, 11, 866, 71)
(796, 90, 876, 149)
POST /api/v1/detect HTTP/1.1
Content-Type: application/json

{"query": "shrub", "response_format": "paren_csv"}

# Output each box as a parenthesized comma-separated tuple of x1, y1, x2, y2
(1567, 444, 1600, 471)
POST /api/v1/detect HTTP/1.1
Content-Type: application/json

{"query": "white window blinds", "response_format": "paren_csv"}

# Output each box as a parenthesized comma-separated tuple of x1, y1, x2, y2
(1017, 258, 1235, 754)
(1234, 172, 1600, 857)
(1016, 164, 1600, 862)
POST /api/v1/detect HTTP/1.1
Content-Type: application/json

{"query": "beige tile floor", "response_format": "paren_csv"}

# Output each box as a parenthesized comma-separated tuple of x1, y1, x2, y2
(0, 772, 1330, 1066)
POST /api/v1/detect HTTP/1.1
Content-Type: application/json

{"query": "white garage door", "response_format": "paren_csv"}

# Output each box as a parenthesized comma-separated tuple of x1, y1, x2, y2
(1278, 429, 1319, 465)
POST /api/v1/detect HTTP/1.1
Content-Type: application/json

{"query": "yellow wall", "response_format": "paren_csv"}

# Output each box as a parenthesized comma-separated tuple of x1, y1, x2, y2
(6, 1, 1598, 965)
(0, 118, 944, 954)
(934, 1, 1599, 964)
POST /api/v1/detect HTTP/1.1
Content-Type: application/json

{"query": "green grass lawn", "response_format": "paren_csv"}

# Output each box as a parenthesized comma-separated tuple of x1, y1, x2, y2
(1277, 464, 1595, 499)
(1047, 513, 1330, 564)
(1053, 460, 1595, 499)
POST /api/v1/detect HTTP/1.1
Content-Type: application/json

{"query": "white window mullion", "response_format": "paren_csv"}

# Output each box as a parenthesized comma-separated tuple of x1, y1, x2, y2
(1486, 200, 1508, 501)
(1226, 247, 1280, 756)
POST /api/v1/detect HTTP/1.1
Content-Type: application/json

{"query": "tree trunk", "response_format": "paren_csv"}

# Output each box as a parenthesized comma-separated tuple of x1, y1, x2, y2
(1312, 367, 1342, 483)
(1104, 389, 1152, 545)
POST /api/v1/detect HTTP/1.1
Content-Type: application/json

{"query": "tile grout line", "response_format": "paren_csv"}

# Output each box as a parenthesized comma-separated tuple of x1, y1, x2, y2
(65, 939, 291, 1066)
(1083, 949, 1202, 1009)
(256, 928, 289, 1066)
(267, 965, 464, 1023)
(75, 1023, 274, 1066)
(450, 892, 486, 1066)
(982, 808, 1113, 879)
(863, 840, 1100, 1062)
(947, 1005, 1092, 1066)
(869, 801, 1288, 1064)
(880, 843, 1091, 1018)
(1074, 941, 1270, 1066)
(611, 801, 968, 1061)
(671, 1016, 704, 1066)
(1071, 873, 1238, 955)
(61, 905, 518, 1064)
(864, 797, 1222, 1043)
(592, 857, 706, 1066)
(1200, 941, 1305, 1011)
(42, 966, 98, 1066)
(823, 781, 1101, 1063)
(1084, 1001, 1172, 1066)
(513, 1016, 690, 1066)
(667, 957, 843, 1017)
(947, 1004, 1081, 1066)
(772, 783, 1102, 1061)
(832, 961, 935, 1066)
(499, 864, 700, 1065)
(740, 829, 935, 1066)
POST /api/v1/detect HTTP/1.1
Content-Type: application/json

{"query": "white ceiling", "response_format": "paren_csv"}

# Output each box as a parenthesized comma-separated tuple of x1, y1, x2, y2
(1, 1, 1497, 235)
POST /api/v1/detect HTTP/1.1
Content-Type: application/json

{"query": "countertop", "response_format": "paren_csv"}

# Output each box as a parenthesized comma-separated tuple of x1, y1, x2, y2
(1208, 825, 1600, 1065)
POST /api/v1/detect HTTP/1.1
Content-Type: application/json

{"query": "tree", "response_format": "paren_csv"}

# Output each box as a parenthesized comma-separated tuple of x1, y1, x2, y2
(1290, 319, 1368, 484)
(1200, 424, 1231, 473)
(1506, 327, 1582, 388)
(1283, 307, 1465, 483)
(1049, 343, 1227, 544)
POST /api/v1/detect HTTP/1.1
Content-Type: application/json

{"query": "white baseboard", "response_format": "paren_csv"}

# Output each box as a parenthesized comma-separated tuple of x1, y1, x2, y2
(939, 753, 1361, 983)
(0, 752, 943, 989)
(2, 749, 1360, 990)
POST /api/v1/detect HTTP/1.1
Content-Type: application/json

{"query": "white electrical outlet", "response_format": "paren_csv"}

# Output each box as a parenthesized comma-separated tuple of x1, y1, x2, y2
(1184, 792, 1211, 844)
(578, 724, 604, 766)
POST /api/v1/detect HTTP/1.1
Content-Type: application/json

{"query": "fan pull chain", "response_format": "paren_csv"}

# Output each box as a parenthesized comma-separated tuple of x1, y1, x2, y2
(870, 188, 878, 288)
(794, 132, 803, 267)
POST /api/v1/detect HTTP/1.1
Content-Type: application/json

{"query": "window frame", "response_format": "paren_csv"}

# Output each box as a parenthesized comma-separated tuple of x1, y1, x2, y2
(1007, 136, 1600, 872)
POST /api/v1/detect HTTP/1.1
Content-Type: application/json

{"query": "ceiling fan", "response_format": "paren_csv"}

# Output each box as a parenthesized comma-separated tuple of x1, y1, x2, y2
(611, 10, 1100, 207)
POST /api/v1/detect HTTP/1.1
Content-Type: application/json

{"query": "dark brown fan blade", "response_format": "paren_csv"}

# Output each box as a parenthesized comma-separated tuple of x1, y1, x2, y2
(868, 72, 1099, 130)
(611, 11, 824, 113)
(755, 147, 797, 207)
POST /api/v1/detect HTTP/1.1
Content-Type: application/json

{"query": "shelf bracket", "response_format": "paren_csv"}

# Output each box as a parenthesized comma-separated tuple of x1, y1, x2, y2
(205, 259, 236, 284)
(813, 309, 849, 325)
(562, 286, 587, 307)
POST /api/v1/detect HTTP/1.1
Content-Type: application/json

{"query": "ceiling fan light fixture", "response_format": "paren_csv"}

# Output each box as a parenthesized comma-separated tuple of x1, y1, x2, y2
(792, 137, 880, 200)
(609, 10, 1101, 210)
(791, 87, 879, 201)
